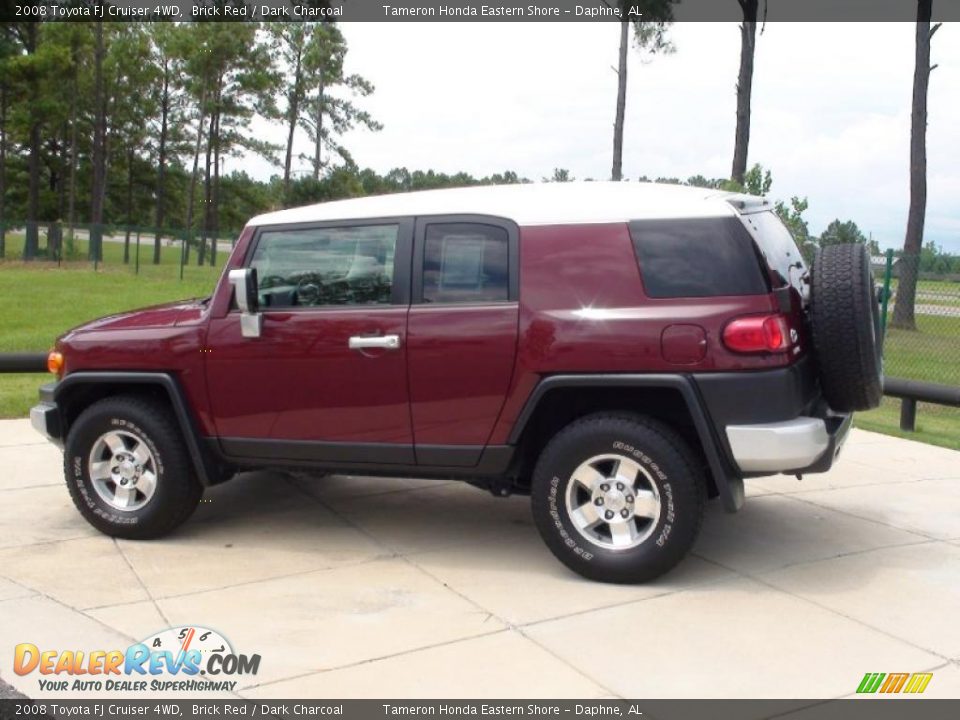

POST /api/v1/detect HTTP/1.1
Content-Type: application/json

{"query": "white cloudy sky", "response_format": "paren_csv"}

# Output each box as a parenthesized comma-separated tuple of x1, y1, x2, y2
(241, 22, 960, 253)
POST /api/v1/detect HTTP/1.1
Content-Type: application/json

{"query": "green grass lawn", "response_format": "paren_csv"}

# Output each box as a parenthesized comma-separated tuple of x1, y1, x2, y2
(855, 397, 960, 451)
(2, 230, 232, 276)
(886, 278, 960, 308)
(1, 258, 958, 453)
(0, 263, 221, 416)
(851, 314, 959, 451)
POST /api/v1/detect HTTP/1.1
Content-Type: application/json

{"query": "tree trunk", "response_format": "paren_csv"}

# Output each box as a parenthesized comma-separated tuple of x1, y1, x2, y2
(732, 0, 758, 186)
(153, 61, 169, 265)
(66, 38, 80, 254)
(284, 49, 302, 195)
(0, 78, 7, 259)
(90, 22, 107, 262)
(123, 145, 134, 264)
(210, 109, 220, 267)
(198, 103, 216, 267)
(313, 73, 324, 180)
(57, 123, 68, 220)
(611, 19, 629, 181)
(25, 121, 41, 260)
(184, 89, 208, 266)
(891, 1, 936, 331)
(24, 24, 40, 260)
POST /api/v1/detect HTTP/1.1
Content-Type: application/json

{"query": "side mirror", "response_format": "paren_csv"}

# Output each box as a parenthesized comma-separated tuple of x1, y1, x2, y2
(228, 268, 262, 338)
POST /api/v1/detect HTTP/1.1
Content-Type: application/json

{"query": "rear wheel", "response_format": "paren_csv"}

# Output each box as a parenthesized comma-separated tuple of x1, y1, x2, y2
(64, 395, 202, 539)
(809, 242, 883, 412)
(531, 413, 705, 584)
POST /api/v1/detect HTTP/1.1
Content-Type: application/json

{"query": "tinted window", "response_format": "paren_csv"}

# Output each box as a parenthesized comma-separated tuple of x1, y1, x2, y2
(250, 224, 398, 308)
(422, 223, 509, 304)
(742, 211, 806, 291)
(629, 217, 769, 298)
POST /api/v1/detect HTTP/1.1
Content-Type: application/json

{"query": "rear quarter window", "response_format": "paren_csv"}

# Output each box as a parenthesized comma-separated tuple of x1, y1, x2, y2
(629, 217, 770, 298)
(741, 210, 806, 291)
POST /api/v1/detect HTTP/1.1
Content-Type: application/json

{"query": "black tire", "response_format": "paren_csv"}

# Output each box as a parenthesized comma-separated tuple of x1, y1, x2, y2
(531, 413, 705, 584)
(810, 243, 883, 412)
(64, 395, 202, 539)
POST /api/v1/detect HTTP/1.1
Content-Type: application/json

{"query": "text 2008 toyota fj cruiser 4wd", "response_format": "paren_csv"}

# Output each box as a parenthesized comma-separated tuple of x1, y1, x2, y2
(31, 182, 882, 583)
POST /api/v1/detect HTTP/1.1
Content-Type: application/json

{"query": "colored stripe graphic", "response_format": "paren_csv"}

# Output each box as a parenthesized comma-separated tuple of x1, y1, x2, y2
(857, 672, 932, 694)
(903, 673, 933, 694)
(857, 673, 885, 693)
(879, 673, 909, 693)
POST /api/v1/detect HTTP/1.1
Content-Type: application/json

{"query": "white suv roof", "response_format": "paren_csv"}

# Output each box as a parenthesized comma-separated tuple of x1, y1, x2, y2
(248, 181, 750, 228)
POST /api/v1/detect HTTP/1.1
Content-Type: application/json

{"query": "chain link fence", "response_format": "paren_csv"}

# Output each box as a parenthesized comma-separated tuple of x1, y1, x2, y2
(872, 253, 960, 441)
(0, 220, 237, 280)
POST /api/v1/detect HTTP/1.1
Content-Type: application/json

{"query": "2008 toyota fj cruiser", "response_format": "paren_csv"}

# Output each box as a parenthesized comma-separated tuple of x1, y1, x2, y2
(31, 182, 882, 583)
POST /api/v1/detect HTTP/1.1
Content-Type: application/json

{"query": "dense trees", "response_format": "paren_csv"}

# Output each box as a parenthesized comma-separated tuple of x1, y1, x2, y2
(0, 18, 952, 283)
(0, 21, 380, 263)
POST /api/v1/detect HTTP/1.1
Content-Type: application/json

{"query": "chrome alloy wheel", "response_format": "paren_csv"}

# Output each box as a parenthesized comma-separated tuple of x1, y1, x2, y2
(564, 453, 662, 550)
(88, 430, 158, 512)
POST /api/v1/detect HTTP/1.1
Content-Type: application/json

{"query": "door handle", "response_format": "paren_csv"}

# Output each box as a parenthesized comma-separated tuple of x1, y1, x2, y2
(348, 334, 401, 350)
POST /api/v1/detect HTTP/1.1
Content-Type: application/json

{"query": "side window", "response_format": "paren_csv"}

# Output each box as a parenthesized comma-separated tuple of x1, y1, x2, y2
(250, 224, 398, 308)
(422, 223, 509, 304)
(629, 217, 770, 298)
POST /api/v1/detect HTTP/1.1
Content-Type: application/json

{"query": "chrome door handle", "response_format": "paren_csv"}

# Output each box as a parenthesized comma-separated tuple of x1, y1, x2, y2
(348, 334, 401, 350)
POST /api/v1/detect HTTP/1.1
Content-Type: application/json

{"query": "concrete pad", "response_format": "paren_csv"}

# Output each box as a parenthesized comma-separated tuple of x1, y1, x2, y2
(694, 494, 925, 574)
(85, 599, 170, 643)
(836, 433, 960, 480)
(524, 577, 943, 699)
(0, 536, 149, 609)
(0, 577, 36, 602)
(116, 504, 387, 599)
(411, 533, 735, 626)
(2, 418, 959, 700)
(157, 558, 507, 687)
(0, 485, 97, 549)
(0, 419, 49, 448)
(242, 631, 609, 699)
(0, 443, 62, 490)
(189, 470, 328, 524)
(325, 482, 535, 555)
(747, 459, 923, 496)
(846, 428, 887, 445)
(796, 478, 960, 540)
(762, 541, 960, 658)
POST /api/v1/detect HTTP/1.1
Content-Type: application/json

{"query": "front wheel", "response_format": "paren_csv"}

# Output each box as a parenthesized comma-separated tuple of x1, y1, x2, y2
(64, 395, 202, 539)
(531, 413, 705, 583)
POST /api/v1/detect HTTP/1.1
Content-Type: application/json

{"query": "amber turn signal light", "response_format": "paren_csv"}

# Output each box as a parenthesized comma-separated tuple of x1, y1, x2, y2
(47, 351, 64, 376)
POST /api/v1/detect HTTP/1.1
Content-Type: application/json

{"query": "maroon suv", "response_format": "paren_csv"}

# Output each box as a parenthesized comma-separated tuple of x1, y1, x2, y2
(31, 182, 882, 583)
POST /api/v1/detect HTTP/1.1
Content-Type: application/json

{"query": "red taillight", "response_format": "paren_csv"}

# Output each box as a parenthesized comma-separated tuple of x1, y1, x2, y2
(722, 314, 790, 353)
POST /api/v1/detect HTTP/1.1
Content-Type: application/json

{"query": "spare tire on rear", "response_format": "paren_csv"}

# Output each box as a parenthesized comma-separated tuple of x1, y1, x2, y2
(809, 243, 883, 412)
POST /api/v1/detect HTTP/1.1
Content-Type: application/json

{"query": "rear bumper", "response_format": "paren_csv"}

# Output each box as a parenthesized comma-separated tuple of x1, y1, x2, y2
(694, 356, 852, 477)
(725, 412, 852, 474)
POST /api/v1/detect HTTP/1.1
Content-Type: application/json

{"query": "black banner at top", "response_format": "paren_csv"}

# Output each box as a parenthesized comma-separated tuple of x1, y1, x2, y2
(2, 0, 960, 22)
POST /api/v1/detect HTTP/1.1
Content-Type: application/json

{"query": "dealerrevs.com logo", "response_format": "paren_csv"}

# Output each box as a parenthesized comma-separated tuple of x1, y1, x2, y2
(14, 626, 260, 694)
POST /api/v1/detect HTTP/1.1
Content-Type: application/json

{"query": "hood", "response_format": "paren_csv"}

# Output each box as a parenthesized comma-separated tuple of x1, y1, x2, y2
(61, 298, 209, 338)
